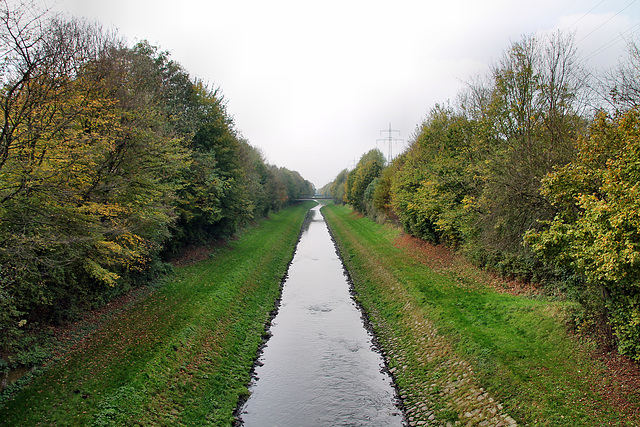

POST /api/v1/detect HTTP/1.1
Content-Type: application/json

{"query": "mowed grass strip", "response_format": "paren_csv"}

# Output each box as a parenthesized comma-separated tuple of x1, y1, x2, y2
(0, 201, 314, 426)
(322, 203, 639, 426)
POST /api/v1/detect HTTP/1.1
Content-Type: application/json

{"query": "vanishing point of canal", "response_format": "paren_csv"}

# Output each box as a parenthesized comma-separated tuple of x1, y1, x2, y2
(238, 203, 405, 426)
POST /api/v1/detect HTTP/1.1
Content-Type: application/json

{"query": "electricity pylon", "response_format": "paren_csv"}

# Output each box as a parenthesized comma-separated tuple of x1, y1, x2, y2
(377, 123, 403, 165)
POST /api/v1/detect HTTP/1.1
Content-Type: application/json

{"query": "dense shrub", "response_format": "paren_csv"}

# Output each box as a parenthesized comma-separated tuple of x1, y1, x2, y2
(0, 4, 313, 368)
(324, 33, 640, 358)
(527, 109, 640, 360)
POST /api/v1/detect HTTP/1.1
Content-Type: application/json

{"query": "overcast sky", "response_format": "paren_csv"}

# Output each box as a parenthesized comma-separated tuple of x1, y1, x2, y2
(50, 0, 640, 188)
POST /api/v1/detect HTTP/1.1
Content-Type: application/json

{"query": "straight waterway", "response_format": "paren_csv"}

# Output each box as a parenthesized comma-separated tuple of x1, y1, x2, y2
(238, 203, 404, 426)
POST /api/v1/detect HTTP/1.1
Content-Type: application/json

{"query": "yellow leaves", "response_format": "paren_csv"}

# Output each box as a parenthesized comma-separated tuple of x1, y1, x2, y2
(1, 76, 131, 207)
(79, 202, 131, 218)
(532, 108, 640, 292)
(461, 195, 478, 212)
(84, 259, 121, 287)
(96, 233, 147, 263)
(87, 232, 149, 286)
(97, 240, 125, 254)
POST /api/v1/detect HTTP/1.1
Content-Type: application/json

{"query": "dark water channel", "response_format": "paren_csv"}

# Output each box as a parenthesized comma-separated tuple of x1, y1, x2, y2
(239, 203, 404, 426)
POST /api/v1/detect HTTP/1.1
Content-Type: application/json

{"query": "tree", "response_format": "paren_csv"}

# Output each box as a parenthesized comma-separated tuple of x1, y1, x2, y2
(372, 164, 396, 217)
(275, 167, 313, 201)
(474, 32, 587, 255)
(238, 141, 274, 217)
(381, 32, 588, 280)
(329, 169, 348, 204)
(608, 39, 640, 110)
(526, 108, 640, 360)
(0, 5, 122, 312)
(390, 106, 480, 244)
(345, 149, 384, 213)
(0, 4, 187, 356)
(173, 91, 249, 244)
(0, 1, 316, 368)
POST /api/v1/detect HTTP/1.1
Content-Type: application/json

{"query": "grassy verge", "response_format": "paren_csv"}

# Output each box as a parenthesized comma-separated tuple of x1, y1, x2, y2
(0, 201, 314, 426)
(323, 203, 639, 426)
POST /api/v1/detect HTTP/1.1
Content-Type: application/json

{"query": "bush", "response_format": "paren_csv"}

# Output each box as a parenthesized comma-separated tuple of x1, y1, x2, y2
(527, 109, 640, 360)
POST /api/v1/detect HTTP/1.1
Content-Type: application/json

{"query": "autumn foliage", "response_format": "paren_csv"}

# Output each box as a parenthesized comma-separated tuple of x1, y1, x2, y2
(327, 32, 640, 361)
(0, 3, 312, 368)
(527, 108, 640, 360)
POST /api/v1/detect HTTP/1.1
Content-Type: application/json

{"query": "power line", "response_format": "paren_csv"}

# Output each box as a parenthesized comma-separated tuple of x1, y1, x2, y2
(576, 0, 638, 45)
(583, 21, 640, 61)
(568, 0, 607, 30)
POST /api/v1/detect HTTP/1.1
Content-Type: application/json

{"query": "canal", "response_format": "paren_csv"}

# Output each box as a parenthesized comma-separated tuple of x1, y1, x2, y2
(238, 203, 404, 426)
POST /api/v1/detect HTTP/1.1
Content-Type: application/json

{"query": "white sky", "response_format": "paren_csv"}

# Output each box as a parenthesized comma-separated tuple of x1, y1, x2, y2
(49, 0, 640, 188)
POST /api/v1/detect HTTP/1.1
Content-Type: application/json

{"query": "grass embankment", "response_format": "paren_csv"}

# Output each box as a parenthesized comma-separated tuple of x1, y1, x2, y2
(0, 201, 315, 426)
(323, 203, 639, 426)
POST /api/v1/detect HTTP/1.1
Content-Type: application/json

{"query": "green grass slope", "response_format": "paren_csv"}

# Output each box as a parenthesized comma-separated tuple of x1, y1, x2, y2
(0, 202, 314, 426)
(323, 203, 639, 426)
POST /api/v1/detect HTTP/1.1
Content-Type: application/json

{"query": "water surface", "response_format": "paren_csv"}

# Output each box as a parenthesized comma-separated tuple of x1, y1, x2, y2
(239, 203, 404, 426)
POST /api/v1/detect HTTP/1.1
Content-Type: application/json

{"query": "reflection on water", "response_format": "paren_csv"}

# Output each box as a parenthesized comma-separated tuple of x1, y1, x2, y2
(239, 203, 404, 426)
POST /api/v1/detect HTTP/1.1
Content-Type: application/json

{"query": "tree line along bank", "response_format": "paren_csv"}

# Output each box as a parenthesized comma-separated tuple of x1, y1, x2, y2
(0, 3, 313, 373)
(322, 32, 640, 363)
